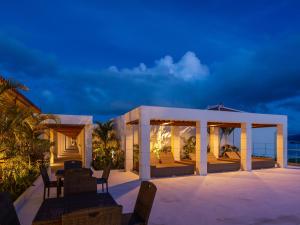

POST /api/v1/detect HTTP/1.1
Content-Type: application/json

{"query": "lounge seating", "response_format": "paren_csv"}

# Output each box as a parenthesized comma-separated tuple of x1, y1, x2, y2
(150, 152, 194, 177)
(64, 160, 82, 170)
(62, 205, 122, 225)
(182, 153, 241, 173)
(64, 169, 97, 196)
(0, 192, 21, 225)
(96, 163, 111, 193)
(122, 181, 157, 225)
(40, 165, 63, 199)
(223, 151, 240, 160)
(222, 151, 275, 169)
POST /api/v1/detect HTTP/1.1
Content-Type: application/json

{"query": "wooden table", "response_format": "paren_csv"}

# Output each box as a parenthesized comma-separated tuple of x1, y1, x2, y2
(32, 192, 119, 225)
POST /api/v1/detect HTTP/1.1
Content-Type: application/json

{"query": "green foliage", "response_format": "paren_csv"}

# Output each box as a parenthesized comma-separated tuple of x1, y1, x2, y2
(92, 120, 124, 170)
(182, 136, 196, 159)
(0, 77, 55, 200)
(0, 156, 40, 200)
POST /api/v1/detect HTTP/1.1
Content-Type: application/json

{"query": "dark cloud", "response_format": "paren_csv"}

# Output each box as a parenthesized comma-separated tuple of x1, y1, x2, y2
(1, 33, 300, 132)
(0, 34, 58, 77)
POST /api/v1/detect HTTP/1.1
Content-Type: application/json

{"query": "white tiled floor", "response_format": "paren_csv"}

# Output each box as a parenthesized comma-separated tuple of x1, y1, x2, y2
(18, 167, 300, 225)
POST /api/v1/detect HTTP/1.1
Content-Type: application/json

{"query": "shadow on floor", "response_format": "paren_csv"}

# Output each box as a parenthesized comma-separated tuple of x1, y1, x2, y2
(106, 179, 141, 199)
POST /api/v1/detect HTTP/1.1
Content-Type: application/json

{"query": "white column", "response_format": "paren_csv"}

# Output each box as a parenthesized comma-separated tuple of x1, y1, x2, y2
(49, 129, 55, 164)
(139, 119, 151, 180)
(196, 120, 207, 176)
(84, 124, 93, 168)
(210, 127, 220, 158)
(171, 126, 181, 161)
(240, 123, 252, 171)
(125, 125, 133, 172)
(277, 123, 287, 168)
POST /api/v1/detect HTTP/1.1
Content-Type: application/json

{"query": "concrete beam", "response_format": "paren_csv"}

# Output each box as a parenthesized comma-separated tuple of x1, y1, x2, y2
(276, 124, 287, 168)
(139, 119, 151, 180)
(171, 126, 181, 161)
(240, 123, 252, 171)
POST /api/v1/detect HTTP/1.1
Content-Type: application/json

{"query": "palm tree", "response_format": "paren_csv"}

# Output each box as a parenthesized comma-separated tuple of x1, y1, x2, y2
(0, 77, 57, 163)
(0, 77, 58, 199)
(93, 120, 118, 163)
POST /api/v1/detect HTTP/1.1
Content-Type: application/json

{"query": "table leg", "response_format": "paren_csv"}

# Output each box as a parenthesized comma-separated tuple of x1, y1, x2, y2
(57, 178, 62, 198)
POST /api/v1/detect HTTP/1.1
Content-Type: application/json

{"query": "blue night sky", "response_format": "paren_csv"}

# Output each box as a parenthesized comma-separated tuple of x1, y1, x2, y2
(1, 0, 300, 133)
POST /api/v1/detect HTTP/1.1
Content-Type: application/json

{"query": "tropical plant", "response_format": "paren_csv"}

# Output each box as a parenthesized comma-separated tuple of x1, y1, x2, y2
(182, 136, 196, 159)
(0, 77, 56, 200)
(150, 126, 171, 161)
(93, 120, 124, 169)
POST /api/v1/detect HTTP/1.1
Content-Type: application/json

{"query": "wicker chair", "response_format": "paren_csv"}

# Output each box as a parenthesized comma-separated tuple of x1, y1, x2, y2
(0, 192, 21, 225)
(40, 166, 63, 199)
(64, 160, 82, 170)
(64, 169, 97, 196)
(122, 181, 157, 225)
(96, 163, 111, 192)
(62, 205, 122, 225)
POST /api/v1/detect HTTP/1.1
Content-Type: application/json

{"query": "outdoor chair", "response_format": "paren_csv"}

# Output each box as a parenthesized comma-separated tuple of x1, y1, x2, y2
(122, 181, 157, 225)
(40, 165, 63, 200)
(64, 160, 82, 170)
(62, 205, 122, 225)
(64, 168, 97, 196)
(0, 192, 21, 225)
(96, 163, 111, 192)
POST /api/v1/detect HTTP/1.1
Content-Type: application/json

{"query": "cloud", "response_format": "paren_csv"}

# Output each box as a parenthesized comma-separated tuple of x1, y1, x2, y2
(0, 34, 58, 77)
(109, 51, 209, 81)
(1, 34, 300, 132)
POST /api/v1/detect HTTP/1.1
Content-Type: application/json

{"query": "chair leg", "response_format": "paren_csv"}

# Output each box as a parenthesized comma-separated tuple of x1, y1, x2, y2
(48, 188, 50, 198)
(102, 183, 104, 192)
(43, 187, 46, 200)
(106, 182, 108, 192)
(57, 186, 60, 198)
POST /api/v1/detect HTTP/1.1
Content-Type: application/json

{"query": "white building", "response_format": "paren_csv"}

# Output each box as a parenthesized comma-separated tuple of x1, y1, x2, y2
(115, 105, 288, 180)
(46, 115, 93, 170)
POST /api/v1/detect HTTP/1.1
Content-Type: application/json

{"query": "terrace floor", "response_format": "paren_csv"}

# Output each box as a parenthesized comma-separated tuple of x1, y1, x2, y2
(18, 167, 300, 225)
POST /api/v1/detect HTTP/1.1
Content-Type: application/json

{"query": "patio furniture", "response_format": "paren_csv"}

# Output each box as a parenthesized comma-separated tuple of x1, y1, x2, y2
(62, 205, 122, 225)
(96, 163, 111, 192)
(150, 152, 194, 178)
(32, 192, 121, 225)
(0, 192, 21, 225)
(122, 181, 157, 225)
(56, 168, 93, 179)
(222, 151, 276, 170)
(55, 168, 93, 197)
(64, 160, 82, 170)
(40, 166, 63, 199)
(64, 168, 97, 196)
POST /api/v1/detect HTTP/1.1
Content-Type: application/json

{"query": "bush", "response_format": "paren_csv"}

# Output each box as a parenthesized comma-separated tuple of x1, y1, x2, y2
(0, 156, 41, 201)
(92, 149, 125, 170)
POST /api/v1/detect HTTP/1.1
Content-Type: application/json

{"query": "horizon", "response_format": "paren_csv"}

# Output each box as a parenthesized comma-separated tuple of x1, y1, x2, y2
(1, 0, 300, 134)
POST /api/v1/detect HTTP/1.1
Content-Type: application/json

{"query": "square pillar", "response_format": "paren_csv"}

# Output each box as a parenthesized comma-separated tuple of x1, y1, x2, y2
(84, 124, 93, 168)
(171, 126, 181, 161)
(139, 119, 151, 180)
(196, 120, 207, 176)
(209, 127, 220, 158)
(49, 129, 55, 164)
(125, 124, 134, 172)
(240, 123, 252, 171)
(277, 124, 287, 168)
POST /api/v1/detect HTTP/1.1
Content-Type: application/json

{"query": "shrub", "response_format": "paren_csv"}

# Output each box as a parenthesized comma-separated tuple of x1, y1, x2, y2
(0, 156, 41, 201)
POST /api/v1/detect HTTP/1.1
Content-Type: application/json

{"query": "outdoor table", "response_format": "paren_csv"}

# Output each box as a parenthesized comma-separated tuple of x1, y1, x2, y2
(55, 168, 93, 197)
(32, 192, 119, 225)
